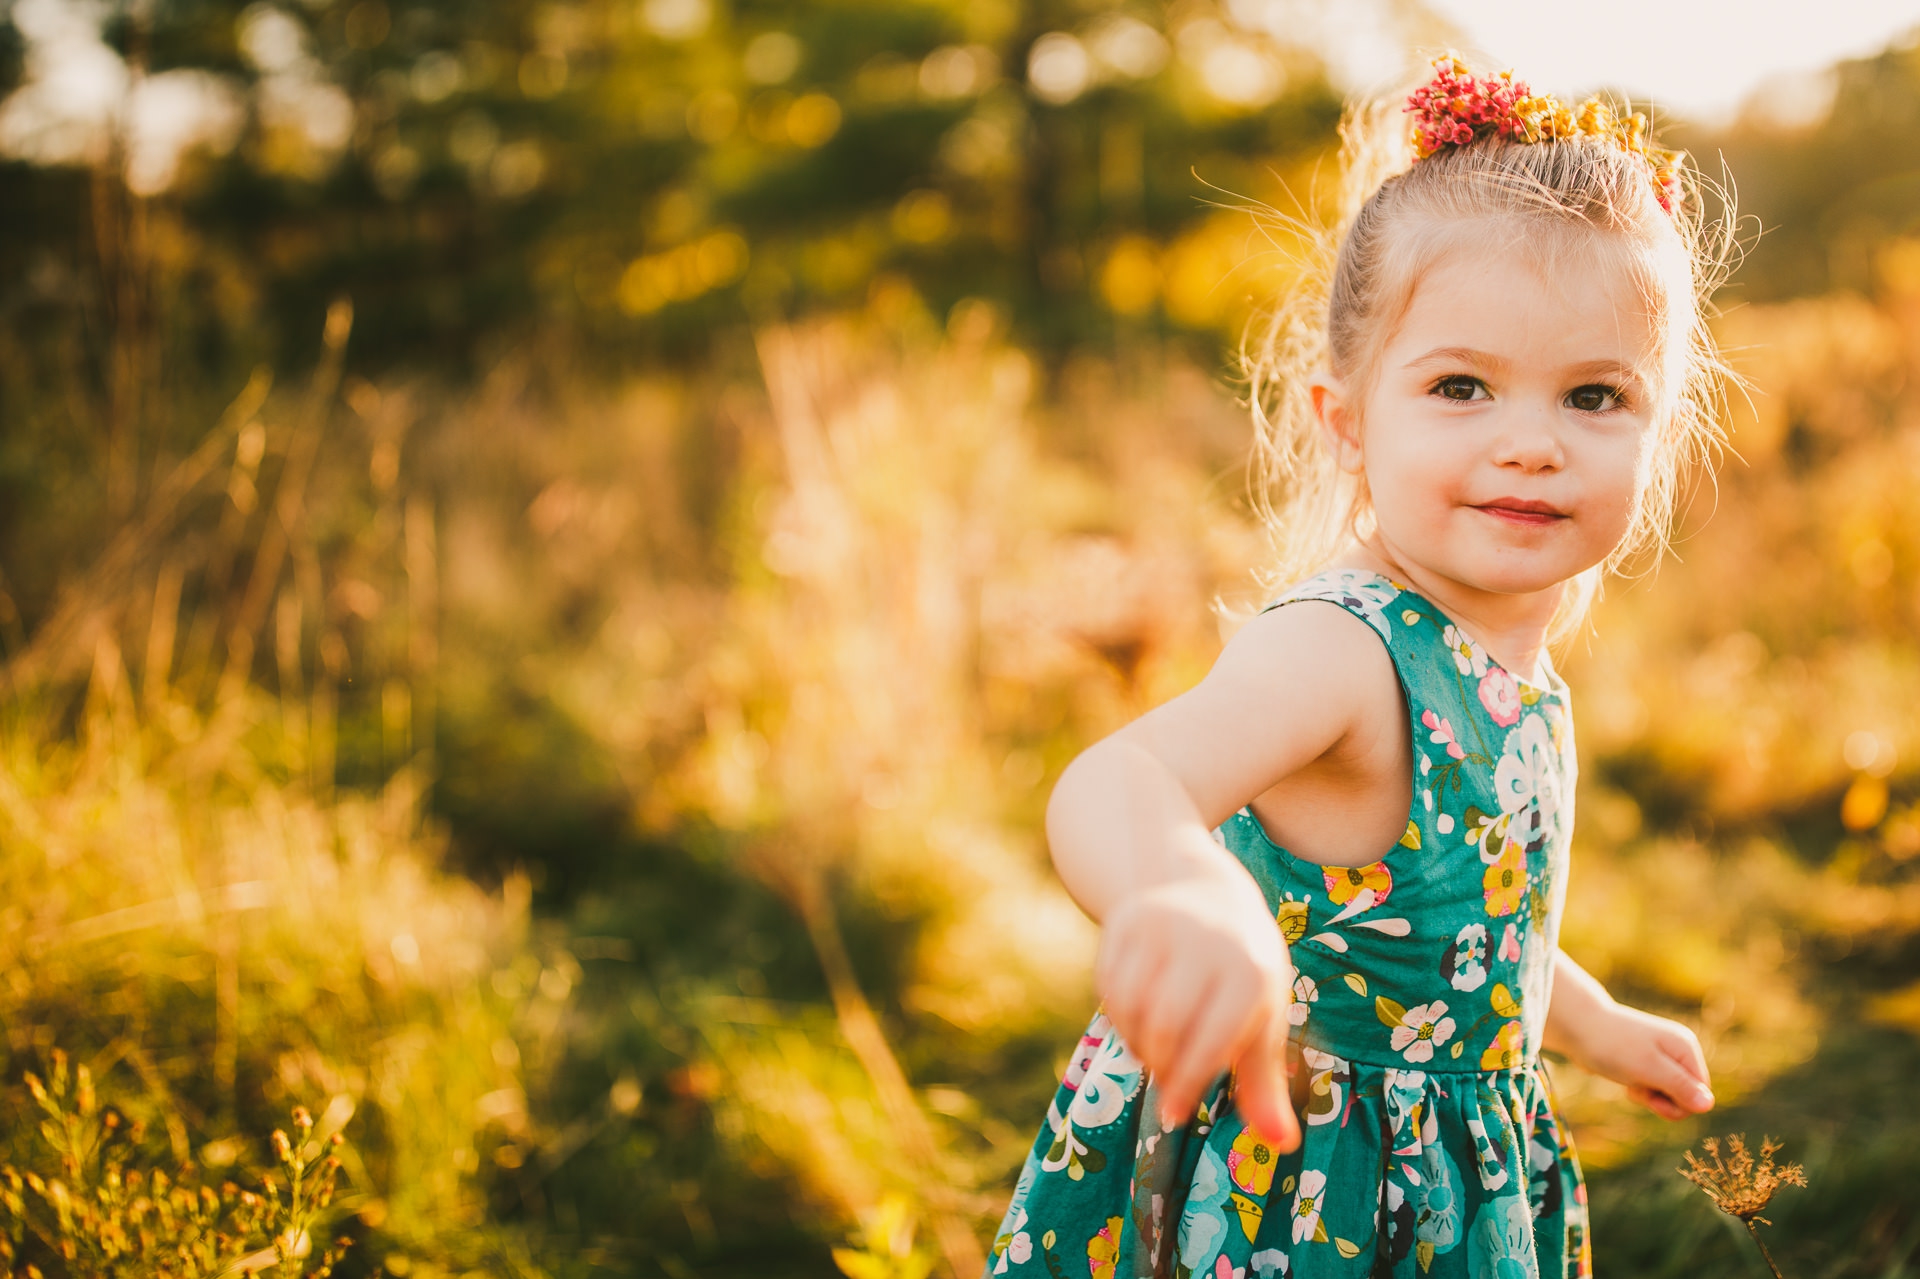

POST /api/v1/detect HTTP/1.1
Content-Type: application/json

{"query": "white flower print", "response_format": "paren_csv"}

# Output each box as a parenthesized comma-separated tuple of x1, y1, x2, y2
(1390, 1000, 1456, 1063)
(1179, 1146, 1231, 1267)
(1066, 1027, 1142, 1127)
(990, 1165, 1036, 1272)
(1289, 972, 1318, 1026)
(1283, 570, 1400, 641)
(1249, 1248, 1289, 1278)
(1382, 1068, 1429, 1145)
(1493, 712, 1562, 839)
(1062, 1021, 1107, 1087)
(1299, 1046, 1350, 1127)
(1291, 1168, 1328, 1243)
(1445, 922, 1489, 992)
(1444, 624, 1490, 677)
(992, 1208, 1032, 1272)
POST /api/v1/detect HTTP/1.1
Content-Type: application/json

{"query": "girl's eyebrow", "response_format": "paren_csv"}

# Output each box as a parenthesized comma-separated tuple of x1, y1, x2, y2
(1405, 346, 1505, 371)
(1405, 347, 1644, 384)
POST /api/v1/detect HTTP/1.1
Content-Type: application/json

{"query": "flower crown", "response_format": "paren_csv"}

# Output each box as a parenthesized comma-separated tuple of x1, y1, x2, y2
(1404, 55, 1686, 214)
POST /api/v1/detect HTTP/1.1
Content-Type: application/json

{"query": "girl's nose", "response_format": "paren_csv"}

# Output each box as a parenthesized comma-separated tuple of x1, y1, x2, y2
(1492, 412, 1565, 472)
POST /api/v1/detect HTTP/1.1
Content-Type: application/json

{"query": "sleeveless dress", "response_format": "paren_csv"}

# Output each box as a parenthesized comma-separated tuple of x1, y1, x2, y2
(985, 569, 1592, 1279)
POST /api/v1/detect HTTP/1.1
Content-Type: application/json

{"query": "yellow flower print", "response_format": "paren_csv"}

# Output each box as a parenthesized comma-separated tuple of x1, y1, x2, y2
(1481, 1020, 1525, 1070)
(1324, 860, 1392, 907)
(1482, 847, 1528, 917)
(1228, 1125, 1278, 1195)
(1087, 1215, 1125, 1279)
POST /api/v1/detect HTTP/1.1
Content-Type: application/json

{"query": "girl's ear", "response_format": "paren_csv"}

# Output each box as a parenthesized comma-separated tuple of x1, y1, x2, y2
(1311, 374, 1364, 475)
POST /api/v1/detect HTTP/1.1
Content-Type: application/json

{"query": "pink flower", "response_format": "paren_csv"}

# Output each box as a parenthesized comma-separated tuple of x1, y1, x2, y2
(1389, 1001, 1456, 1063)
(1499, 922, 1522, 962)
(1478, 668, 1522, 726)
(1422, 708, 1465, 760)
(1063, 1031, 1103, 1088)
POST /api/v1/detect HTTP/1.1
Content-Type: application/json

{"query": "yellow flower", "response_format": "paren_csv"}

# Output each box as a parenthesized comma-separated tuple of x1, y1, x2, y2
(1324, 861, 1391, 906)
(1228, 1125, 1278, 1196)
(1482, 848, 1527, 917)
(1481, 1020, 1525, 1070)
(1087, 1216, 1125, 1279)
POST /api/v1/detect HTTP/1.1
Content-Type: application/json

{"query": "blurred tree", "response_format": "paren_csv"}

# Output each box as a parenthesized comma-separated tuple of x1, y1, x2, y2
(1674, 36, 1920, 302)
(0, 0, 1375, 387)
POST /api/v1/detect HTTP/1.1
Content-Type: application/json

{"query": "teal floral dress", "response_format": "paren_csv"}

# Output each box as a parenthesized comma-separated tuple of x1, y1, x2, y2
(986, 570, 1592, 1279)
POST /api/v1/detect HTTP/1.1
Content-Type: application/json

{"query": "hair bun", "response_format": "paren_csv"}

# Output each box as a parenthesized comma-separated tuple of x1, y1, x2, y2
(1405, 54, 1686, 213)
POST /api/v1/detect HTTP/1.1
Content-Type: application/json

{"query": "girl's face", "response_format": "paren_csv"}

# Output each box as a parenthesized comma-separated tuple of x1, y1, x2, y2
(1321, 233, 1662, 600)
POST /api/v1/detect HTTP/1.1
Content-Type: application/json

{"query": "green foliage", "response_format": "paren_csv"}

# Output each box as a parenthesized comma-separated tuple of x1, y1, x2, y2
(0, 0, 1347, 393)
(1675, 38, 1920, 302)
(1588, 1027, 1920, 1277)
(5, 5, 1920, 1277)
(0, 1054, 354, 1279)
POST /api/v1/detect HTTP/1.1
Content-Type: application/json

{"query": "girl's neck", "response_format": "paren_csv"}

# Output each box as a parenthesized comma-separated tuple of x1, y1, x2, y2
(1338, 540, 1562, 685)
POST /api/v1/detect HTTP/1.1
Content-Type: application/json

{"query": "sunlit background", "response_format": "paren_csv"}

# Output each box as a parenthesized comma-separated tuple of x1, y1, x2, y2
(2, 0, 1919, 1275)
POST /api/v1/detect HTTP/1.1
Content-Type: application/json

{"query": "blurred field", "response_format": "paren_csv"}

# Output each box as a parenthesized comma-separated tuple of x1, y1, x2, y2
(2, 3, 1920, 1277)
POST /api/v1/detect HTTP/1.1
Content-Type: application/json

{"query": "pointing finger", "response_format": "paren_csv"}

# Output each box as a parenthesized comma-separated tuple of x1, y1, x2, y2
(1230, 1012, 1300, 1152)
(1154, 970, 1254, 1129)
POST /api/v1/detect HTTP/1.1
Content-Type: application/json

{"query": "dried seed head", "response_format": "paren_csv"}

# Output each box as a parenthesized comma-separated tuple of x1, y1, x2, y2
(1679, 1133, 1808, 1224)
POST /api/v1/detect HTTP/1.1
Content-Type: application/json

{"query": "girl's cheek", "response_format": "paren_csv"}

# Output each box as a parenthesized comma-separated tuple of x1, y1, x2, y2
(1589, 444, 1646, 544)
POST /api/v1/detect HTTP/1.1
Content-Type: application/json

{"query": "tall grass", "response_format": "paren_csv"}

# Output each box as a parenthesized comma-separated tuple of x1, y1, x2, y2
(6, 234, 1920, 1275)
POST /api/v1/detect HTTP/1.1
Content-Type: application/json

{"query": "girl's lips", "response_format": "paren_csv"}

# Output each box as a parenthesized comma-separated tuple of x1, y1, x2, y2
(1472, 500, 1568, 527)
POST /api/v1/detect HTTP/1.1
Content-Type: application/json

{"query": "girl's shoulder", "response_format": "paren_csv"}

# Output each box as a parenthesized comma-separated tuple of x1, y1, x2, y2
(1265, 567, 1408, 642)
(1262, 567, 1569, 707)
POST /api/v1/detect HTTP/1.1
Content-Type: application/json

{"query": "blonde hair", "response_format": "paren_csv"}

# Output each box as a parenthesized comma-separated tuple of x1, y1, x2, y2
(1240, 91, 1740, 637)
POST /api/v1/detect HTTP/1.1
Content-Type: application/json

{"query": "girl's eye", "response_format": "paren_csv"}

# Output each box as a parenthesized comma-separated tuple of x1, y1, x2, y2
(1432, 375, 1486, 402)
(1566, 384, 1622, 412)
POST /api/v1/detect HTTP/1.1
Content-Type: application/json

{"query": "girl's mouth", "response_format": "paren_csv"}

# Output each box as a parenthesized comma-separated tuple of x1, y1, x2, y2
(1471, 498, 1569, 527)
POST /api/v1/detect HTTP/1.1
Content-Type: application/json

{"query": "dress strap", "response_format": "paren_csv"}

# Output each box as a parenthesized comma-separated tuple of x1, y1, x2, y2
(1262, 568, 1405, 638)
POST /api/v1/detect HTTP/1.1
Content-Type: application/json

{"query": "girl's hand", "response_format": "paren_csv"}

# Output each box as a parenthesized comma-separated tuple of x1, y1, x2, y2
(1095, 858, 1301, 1151)
(1569, 1002, 1715, 1121)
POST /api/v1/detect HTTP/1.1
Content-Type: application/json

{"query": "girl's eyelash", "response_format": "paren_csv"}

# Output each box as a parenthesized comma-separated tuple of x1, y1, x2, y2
(1423, 378, 1634, 411)
(1567, 383, 1630, 412)
(1428, 374, 1486, 400)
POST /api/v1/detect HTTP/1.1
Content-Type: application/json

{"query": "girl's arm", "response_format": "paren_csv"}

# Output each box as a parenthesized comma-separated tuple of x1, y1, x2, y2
(1543, 949, 1715, 1119)
(1045, 601, 1404, 1145)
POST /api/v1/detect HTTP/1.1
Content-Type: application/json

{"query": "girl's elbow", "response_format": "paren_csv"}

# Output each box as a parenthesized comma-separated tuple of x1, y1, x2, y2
(1043, 744, 1112, 859)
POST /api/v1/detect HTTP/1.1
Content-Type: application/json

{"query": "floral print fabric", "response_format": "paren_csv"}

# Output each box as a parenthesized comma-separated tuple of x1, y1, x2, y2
(986, 570, 1591, 1278)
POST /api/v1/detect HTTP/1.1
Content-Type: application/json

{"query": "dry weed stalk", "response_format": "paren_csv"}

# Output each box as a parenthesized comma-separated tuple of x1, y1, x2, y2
(1678, 1134, 1806, 1279)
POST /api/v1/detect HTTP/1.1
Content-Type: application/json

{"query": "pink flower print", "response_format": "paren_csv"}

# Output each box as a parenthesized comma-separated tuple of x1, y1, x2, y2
(1390, 1001, 1456, 1063)
(1499, 922, 1522, 962)
(1421, 708, 1466, 760)
(1289, 973, 1319, 1026)
(1063, 1021, 1108, 1088)
(1478, 667, 1522, 726)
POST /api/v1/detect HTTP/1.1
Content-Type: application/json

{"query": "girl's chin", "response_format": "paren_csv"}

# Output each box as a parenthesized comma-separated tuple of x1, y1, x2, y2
(1374, 529, 1603, 599)
(1407, 549, 1594, 599)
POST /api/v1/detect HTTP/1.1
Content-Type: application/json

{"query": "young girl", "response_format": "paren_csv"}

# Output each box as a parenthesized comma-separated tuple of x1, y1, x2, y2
(986, 58, 1731, 1278)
